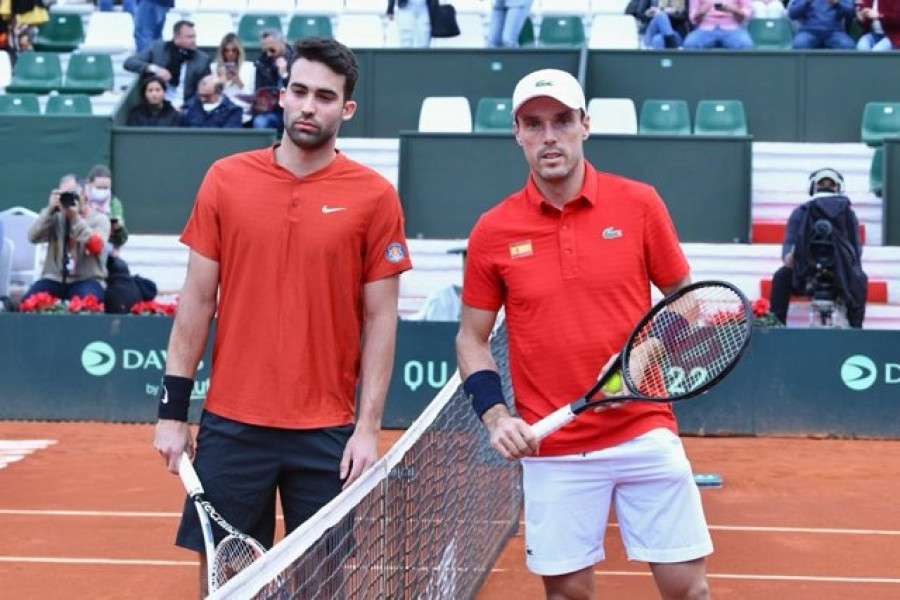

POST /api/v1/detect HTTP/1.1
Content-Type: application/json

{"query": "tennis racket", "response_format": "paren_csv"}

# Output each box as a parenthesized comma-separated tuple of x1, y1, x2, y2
(531, 280, 753, 440)
(178, 453, 267, 593)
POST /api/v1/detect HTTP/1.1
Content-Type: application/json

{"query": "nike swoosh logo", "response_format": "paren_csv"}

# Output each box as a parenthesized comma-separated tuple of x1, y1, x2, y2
(322, 206, 346, 214)
(161, 388, 169, 404)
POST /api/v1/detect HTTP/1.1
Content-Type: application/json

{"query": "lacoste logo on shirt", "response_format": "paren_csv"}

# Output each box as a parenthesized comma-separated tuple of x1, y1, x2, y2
(602, 226, 623, 240)
(321, 206, 346, 214)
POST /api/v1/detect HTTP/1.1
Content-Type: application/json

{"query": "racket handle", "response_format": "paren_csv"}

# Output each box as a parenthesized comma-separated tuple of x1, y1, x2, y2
(531, 405, 576, 441)
(178, 452, 204, 496)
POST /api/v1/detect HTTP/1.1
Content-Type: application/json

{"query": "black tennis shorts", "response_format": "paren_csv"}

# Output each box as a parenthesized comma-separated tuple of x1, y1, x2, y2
(175, 410, 354, 552)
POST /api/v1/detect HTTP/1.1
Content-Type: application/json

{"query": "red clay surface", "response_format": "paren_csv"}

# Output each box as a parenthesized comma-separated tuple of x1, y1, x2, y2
(1, 422, 899, 599)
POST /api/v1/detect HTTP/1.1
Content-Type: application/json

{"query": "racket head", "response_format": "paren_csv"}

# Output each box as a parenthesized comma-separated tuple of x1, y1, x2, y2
(211, 534, 267, 591)
(620, 280, 753, 401)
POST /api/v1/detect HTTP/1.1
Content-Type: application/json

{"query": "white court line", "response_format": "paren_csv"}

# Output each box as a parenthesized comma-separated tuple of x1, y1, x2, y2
(0, 557, 196, 566)
(0, 509, 286, 519)
(586, 570, 900, 585)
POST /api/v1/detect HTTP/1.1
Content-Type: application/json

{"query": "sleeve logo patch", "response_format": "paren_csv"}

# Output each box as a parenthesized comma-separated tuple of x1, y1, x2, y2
(385, 243, 407, 263)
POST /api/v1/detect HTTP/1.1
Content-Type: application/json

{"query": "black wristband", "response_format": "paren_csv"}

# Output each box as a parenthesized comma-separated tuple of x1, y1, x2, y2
(463, 370, 505, 420)
(158, 375, 193, 421)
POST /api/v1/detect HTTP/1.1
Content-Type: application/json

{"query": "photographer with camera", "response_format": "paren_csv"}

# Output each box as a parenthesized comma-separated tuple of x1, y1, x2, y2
(20, 174, 111, 305)
(768, 168, 867, 328)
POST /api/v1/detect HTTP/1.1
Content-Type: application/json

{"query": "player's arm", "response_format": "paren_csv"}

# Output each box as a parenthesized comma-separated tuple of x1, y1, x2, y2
(342, 274, 401, 488)
(154, 250, 219, 473)
(457, 305, 538, 460)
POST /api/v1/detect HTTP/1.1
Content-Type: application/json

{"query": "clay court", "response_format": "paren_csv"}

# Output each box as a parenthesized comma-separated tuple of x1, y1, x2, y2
(1, 421, 899, 599)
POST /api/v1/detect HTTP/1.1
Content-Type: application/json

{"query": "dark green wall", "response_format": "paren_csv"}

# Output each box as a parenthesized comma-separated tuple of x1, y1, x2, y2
(0, 116, 111, 213)
(111, 128, 277, 234)
(398, 132, 752, 242)
(884, 138, 900, 246)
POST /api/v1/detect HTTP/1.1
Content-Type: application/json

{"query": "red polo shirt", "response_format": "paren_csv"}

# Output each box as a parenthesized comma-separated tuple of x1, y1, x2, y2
(462, 161, 689, 456)
(181, 147, 412, 429)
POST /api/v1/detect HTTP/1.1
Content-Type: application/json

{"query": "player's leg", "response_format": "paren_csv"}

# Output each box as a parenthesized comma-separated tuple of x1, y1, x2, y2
(521, 456, 614, 599)
(613, 429, 713, 599)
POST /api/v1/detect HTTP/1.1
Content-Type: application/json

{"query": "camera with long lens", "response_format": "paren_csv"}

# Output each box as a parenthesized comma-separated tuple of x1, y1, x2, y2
(804, 218, 836, 301)
(59, 191, 79, 208)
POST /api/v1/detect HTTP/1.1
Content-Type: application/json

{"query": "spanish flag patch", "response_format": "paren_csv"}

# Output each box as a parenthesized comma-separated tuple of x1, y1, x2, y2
(509, 240, 533, 259)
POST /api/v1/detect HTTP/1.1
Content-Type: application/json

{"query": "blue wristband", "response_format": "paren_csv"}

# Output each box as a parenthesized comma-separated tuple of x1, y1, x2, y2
(158, 375, 193, 421)
(463, 370, 505, 420)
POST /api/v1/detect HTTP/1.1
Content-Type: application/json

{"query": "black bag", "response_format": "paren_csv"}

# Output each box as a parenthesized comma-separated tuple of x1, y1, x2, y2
(428, 0, 460, 38)
(104, 256, 158, 314)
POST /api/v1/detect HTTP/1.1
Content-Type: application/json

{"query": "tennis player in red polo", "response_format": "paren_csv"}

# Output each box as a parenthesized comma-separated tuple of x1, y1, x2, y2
(456, 69, 713, 599)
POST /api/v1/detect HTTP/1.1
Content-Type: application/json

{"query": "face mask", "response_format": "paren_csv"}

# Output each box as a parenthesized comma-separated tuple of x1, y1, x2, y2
(88, 188, 111, 204)
(203, 101, 221, 112)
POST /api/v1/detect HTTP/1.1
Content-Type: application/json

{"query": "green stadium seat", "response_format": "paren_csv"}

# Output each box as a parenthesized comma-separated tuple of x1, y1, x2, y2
(538, 15, 585, 47)
(860, 102, 900, 147)
(287, 14, 334, 42)
(870, 146, 883, 197)
(0, 94, 41, 115)
(518, 16, 535, 47)
(33, 12, 85, 52)
(238, 14, 283, 50)
(638, 99, 691, 135)
(747, 18, 793, 50)
(44, 94, 93, 115)
(5, 52, 62, 94)
(61, 53, 114, 95)
(474, 97, 514, 132)
(694, 100, 748, 136)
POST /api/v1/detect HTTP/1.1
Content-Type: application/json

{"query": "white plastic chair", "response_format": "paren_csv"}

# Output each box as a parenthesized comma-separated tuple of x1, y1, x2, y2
(591, 0, 630, 13)
(191, 13, 238, 47)
(0, 207, 41, 290)
(195, 0, 248, 13)
(588, 98, 638, 135)
(418, 96, 473, 133)
(430, 12, 487, 48)
(0, 50, 11, 89)
(534, 0, 591, 16)
(295, 0, 344, 16)
(335, 14, 386, 48)
(81, 12, 135, 54)
(343, 0, 385, 15)
(0, 237, 13, 298)
(587, 14, 640, 49)
(245, 0, 294, 14)
(173, 0, 201, 15)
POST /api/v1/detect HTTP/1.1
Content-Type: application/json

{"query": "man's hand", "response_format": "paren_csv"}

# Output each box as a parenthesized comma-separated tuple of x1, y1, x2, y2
(593, 354, 627, 412)
(154, 419, 192, 474)
(482, 406, 538, 460)
(340, 427, 378, 490)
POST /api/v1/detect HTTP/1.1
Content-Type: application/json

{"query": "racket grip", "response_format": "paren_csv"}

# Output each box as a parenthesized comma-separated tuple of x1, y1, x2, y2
(531, 405, 576, 441)
(177, 453, 204, 496)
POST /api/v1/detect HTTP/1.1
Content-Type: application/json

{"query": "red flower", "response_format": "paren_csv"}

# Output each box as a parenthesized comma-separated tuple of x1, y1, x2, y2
(751, 297, 771, 318)
(20, 292, 63, 313)
(131, 300, 177, 316)
(68, 294, 104, 313)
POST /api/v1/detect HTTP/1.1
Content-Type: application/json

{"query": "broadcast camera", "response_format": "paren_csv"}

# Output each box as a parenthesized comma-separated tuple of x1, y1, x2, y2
(804, 218, 847, 327)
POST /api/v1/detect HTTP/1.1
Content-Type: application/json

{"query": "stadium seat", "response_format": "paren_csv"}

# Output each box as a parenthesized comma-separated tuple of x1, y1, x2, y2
(343, 0, 385, 14)
(195, 0, 247, 13)
(45, 94, 93, 115)
(430, 12, 486, 48)
(518, 16, 536, 47)
(474, 97, 514, 133)
(0, 237, 13, 299)
(694, 100, 748, 135)
(191, 13, 236, 48)
(860, 102, 900, 147)
(0, 94, 41, 115)
(536, 0, 591, 15)
(0, 51, 11, 89)
(238, 14, 284, 50)
(0, 206, 41, 290)
(588, 98, 638, 135)
(759, 278, 888, 304)
(870, 146, 884, 197)
(5, 52, 62, 94)
(747, 17, 793, 49)
(418, 96, 472, 133)
(335, 14, 385, 48)
(173, 0, 201, 14)
(61, 53, 114, 95)
(587, 14, 640, 49)
(287, 14, 334, 41)
(538, 15, 586, 47)
(638, 99, 691, 135)
(295, 0, 343, 16)
(591, 0, 630, 13)
(245, 0, 293, 13)
(81, 12, 135, 53)
(33, 12, 86, 52)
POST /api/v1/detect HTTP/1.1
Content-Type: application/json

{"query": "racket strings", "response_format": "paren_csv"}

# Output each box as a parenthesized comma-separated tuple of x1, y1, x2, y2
(628, 287, 750, 399)
(212, 535, 265, 590)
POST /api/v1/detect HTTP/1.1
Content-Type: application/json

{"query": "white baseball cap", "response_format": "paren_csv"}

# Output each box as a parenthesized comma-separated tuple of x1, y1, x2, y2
(510, 69, 586, 117)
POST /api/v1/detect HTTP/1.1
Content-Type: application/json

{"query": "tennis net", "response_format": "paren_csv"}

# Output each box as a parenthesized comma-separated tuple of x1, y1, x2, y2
(212, 324, 522, 599)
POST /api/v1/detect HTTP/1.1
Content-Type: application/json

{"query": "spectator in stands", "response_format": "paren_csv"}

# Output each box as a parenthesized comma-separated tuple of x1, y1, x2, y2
(682, 0, 756, 48)
(15, 24, 34, 53)
(124, 20, 211, 109)
(626, 0, 690, 48)
(214, 33, 251, 118)
(180, 74, 243, 128)
(768, 168, 867, 327)
(251, 29, 292, 130)
(133, 0, 173, 52)
(751, 0, 787, 18)
(126, 74, 182, 127)
(487, 0, 534, 48)
(97, 0, 136, 16)
(788, 0, 856, 49)
(387, 0, 432, 48)
(84, 165, 129, 257)
(21, 175, 110, 304)
(855, 0, 900, 50)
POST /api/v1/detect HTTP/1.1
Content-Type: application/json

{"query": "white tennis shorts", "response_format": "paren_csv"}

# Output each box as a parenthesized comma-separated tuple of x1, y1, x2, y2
(521, 428, 714, 576)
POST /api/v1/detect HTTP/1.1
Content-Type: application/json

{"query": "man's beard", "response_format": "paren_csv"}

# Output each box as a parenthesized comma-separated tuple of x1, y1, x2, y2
(282, 117, 340, 150)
